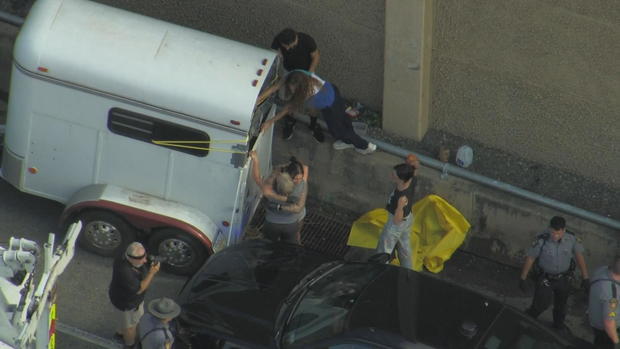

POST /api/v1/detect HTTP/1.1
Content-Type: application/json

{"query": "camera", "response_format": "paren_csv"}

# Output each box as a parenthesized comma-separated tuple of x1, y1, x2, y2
(148, 255, 167, 265)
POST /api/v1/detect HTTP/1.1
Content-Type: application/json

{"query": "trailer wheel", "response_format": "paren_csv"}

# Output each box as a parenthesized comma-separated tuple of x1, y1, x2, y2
(78, 211, 136, 257)
(148, 228, 209, 276)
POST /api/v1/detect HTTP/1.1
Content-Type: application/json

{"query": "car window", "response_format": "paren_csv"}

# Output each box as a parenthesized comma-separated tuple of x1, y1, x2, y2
(282, 263, 384, 348)
(479, 308, 566, 349)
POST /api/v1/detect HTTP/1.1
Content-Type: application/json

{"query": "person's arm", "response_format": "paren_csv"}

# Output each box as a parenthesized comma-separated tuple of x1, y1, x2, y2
(393, 196, 407, 225)
(261, 171, 286, 201)
(308, 49, 320, 73)
(575, 252, 589, 279)
(604, 318, 620, 344)
(137, 262, 160, 294)
(260, 105, 292, 133)
(280, 181, 307, 214)
(249, 151, 262, 187)
(249, 151, 288, 202)
(257, 77, 285, 105)
(520, 256, 535, 280)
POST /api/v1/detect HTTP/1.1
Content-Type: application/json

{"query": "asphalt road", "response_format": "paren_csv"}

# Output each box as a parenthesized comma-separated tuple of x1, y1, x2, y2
(0, 177, 188, 348)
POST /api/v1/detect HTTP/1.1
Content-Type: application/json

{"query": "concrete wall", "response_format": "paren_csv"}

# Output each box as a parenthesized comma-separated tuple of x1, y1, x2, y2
(273, 126, 619, 271)
(431, 0, 620, 189)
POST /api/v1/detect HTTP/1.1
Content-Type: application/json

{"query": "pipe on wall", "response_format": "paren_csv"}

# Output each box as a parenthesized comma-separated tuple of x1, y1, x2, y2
(369, 137, 620, 231)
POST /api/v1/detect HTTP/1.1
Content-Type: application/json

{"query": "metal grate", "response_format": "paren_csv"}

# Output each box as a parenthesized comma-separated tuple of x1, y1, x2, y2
(248, 202, 352, 258)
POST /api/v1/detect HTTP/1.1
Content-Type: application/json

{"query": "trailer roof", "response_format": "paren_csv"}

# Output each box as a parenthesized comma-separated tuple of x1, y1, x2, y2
(13, 0, 276, 132)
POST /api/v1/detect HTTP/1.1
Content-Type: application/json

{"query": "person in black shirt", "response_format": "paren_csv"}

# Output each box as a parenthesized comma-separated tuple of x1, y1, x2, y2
(270, 28, 323, 142)
(109, 242, 160, 348)
(376, 163, 416, 269)
(271, 28, 320, 73)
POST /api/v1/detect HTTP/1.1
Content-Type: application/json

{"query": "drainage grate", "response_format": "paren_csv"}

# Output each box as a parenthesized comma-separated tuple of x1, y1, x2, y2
(248, 202, 352, 258)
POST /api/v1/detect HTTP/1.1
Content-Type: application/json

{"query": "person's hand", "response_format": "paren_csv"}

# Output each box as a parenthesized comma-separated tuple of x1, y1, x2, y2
(260, 120, 273, 133)
(581, 278, 590, 294)
(519, 278, 528, 293)
(149, 261, 161, 274)
(302, 164, 309, 181)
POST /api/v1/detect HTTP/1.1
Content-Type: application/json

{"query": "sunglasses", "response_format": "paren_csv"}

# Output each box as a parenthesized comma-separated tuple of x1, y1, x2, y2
(128, 253, 146, 259)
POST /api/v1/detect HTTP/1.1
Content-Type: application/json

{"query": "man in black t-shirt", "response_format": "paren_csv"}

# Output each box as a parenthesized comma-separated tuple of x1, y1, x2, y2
(270, 28, 323, 142)
(271, 28, 320, 73)
(109, 242, 160, 349)
(376, 163, 416, 269)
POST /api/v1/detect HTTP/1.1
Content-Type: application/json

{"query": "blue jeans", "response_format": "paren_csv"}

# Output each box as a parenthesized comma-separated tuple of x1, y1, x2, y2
(376, 213, 413, 269)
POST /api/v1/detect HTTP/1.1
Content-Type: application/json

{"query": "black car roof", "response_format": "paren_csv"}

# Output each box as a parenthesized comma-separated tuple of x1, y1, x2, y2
(349, 266, 505, 348)
(178, 239, 336, 347)
(178, 240, 575, 349)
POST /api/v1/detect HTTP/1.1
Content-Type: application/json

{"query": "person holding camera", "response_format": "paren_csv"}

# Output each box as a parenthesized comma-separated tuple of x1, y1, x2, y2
(109, 242, 160, 349)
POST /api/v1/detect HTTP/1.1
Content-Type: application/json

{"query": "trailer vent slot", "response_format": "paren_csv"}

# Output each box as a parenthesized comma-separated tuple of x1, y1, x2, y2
(108, 108, 210, 157)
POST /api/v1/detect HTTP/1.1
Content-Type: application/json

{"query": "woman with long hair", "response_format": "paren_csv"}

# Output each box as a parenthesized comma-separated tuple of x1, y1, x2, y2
(258, 71, 376, 155)
(249, 151, 308, 244)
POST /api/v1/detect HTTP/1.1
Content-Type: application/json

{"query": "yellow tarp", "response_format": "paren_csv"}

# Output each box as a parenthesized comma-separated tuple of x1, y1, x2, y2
(347, 194, 471, 273)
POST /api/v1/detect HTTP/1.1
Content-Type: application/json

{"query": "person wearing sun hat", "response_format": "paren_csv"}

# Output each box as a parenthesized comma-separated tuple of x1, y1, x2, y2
(138, 297, 181, 349)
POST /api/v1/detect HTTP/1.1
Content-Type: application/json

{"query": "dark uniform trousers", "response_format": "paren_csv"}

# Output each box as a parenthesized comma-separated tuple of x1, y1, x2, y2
(526, 274, 570, 326)
(593, 327, 617, 349)
(321, 85, 368, 150)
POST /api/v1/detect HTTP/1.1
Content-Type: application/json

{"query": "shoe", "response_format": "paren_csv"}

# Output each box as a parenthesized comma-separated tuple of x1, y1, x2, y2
(282, 123, 295, 140)
(355, 142, 377, 155)
(333, 140, 354, 150)
(312, 127, 325, 143)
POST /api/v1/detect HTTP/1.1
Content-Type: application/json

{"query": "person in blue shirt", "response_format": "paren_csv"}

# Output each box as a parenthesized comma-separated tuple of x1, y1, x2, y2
(259, 70, 376, 155)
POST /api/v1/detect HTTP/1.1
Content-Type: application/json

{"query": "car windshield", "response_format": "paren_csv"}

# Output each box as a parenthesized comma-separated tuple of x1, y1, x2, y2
(281, 263, 384, 348)
(479, 308, 567, 349)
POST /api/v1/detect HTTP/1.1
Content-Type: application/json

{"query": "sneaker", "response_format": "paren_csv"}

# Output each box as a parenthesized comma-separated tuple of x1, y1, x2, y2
(333, 140, 354, 150)
(282, 123, 295, 140)
(312, 127, 325, 143)
(355, 142, 377, 155)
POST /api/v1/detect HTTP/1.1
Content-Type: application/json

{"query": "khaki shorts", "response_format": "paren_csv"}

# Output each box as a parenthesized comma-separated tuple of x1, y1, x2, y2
(116, 302, 144, 330)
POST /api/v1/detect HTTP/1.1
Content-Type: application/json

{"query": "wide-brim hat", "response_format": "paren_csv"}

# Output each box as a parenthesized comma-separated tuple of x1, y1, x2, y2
(147, 297, 181, 319)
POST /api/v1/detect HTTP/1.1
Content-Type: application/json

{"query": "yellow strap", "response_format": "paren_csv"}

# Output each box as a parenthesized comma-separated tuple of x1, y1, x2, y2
(154, 138, 247, 144)
(152, 140, 247, 154)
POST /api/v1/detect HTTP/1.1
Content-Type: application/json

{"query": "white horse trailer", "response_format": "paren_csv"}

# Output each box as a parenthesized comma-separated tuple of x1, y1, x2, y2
(1, 0, 278, 275)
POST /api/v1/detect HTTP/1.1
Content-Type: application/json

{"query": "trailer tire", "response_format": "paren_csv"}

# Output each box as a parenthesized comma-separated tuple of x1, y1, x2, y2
(78, 211, 136, 257)
(148, 228, 208, 276)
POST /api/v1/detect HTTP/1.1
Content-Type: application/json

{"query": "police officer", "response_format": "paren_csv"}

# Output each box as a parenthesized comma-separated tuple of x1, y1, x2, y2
(589, 256, 620, 348)
(518, 216, 589, 331)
